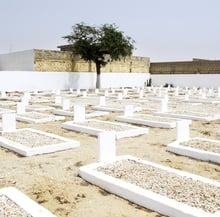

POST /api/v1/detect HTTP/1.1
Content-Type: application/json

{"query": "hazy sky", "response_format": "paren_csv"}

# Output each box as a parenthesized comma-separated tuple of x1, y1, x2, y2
(1, 0, 220, 61)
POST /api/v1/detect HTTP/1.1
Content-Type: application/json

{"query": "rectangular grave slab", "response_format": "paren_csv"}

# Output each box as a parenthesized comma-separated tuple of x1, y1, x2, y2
(155, 111, 220, 121)
(54, 109, 109, 118)
(92, 105, 142, 113)
(26, 105, 55, 111)
(116, 114, 189, 128)
(0, 187, 56, 216)
(0, 128, 80, 156)
(61, 119, 148, 140)
(79, 155, 220, 217)
(167, 137, 220, 164)
(16, 112, 65, 123)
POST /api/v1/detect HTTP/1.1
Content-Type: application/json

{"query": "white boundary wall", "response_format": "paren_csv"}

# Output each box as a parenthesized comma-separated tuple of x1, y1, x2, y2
(0, 71, 150, 91)
(151, 74, 220, 88)
(0, 50, 34, 71)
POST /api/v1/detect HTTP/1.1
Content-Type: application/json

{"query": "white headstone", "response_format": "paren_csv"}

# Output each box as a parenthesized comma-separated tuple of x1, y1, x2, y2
(98, 131, 116, 162)
(160, 98, 168, 112)
(118, 93, 123, 100)
(218, 87, 220, 97)
(95, 89, 99, 94)
(24, 92, 31, 100)
(139, 89, 144, 99)
(174, 87, 179, 96)
(17, 102, 26, 114)
(69, 88, 73, 93)
(21, 97, 29, 106)
(2, 113, 16, 132)
(74, 105, 85, 122)
(76, 89, 81, 95)
(62, 99, 70, 110)
(184, 93, 189, 100)
(99, 96, 106, 106)
(176, 120, 190, 141)
(56, 89, 61, 95)
(55, 96, 62, 104)
(104, 90, 108, 97)
(82, 91, 87, 98)
(111, 88, 115, 94)
(124, 105, 134, 116)
(1, 90, 6, 98)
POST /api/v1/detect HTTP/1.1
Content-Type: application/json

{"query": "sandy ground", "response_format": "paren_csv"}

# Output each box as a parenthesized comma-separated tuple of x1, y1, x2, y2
(0, 94, 220, 217)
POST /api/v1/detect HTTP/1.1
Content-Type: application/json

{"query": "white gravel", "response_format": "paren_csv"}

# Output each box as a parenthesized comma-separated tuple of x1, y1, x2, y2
(180, 139, 220, 154)
(0, 194, 32, 217)
(97, 159, 220, 214)
(1, 130, 65, 148)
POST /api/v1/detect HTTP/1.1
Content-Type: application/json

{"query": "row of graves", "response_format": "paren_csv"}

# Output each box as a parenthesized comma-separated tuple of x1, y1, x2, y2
(0, 85, 220, 216)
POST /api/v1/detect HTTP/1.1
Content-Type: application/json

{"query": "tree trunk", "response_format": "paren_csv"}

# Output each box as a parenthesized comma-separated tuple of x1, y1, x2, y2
(96, 62, 101, 89)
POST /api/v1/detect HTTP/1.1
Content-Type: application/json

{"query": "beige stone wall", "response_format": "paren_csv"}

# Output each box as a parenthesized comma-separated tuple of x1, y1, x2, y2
(34, 49, 150, 73)
(150, 60, 220, 74)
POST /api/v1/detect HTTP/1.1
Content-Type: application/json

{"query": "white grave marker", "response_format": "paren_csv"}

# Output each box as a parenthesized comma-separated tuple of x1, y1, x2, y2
(2, 113, 16, 132)
(98, 131, 116, 162)
(82, 91, 87, 98)
(99, 96, 106, 106)
(95, 89, 99, 94)
(124, 105, 134, 116)
(176, 120, 190, 141)
(118, 93, 123, 100)
(74, 105, 85, 122)
(17, 102, 26, 114)
(160, 98, 168, 112)
(62, 99, 70, 110)
(1, 90, 6, 98)
(55, 96, 62, 104)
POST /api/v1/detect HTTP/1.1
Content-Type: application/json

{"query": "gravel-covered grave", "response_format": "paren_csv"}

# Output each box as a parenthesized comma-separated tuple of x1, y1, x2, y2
(0, 128, 80, 156)
(79, 155, 220, 216)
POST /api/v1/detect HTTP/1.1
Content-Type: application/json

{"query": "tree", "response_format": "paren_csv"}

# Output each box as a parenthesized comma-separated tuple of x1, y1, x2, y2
(63, 23, 135, 89)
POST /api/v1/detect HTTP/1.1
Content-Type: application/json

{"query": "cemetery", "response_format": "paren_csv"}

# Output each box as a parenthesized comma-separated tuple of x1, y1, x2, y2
(0, 85, 220, 217)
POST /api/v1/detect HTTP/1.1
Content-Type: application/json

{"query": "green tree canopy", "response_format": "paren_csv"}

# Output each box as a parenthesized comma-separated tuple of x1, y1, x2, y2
(63, 23, 135, 88)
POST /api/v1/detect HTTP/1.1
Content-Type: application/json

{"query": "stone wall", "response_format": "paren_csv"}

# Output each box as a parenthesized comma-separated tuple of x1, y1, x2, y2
(150, 60, 220, 74)
(34, 49, 150, 73)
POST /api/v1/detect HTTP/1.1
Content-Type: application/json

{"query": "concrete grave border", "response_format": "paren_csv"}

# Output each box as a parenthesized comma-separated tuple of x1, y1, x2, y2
(155, 111, 220, 121)
(116, 114, 189, 128)
(167, 137, 220, 164)
(16, 111, 65, 123)
(0, 128, 80, 156)
(53, 109, 109, 118)
(92, 105, 142, 113)
(0, 187, 56, 217)
(61, 119, 148, 140)
(79, 155, 220, 217)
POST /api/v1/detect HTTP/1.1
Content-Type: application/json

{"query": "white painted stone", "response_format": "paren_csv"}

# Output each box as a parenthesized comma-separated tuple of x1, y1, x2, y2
(174, 87, 179, 96)
(139, 89, 144, 99)
(55, 96, 62, 104)
(2, 113, 16, 132)
(123, 89, 128, 96)
(98, 131, 116, 162)
(111, 88, 115, 94)
(201, 92, 206, 99)
(160, 98, 167, 112)
(24, 92, 31, 99)
(184, 93, 189, 100)
(17, 102, 26, 114)
(1, 90, 6, 97)
(124, 105, 134, 116)
(218, 87, 220, 97)
(69, 88, 73, 93)
(158, 88, 162, 97)
(74, 105, 85, 122)
(118, 93, 123, 100)
(104, 90, 108, 97)
(62, 99, 70, 110)
(21, 97, 29, 106)
(76, 89, 81, 95)
(95, 88, 99, 94)
(176, 120, 190, 141)
(56, 89, 60, 95)
(99, 96, 106, 106)
(82, 91, 87, 98)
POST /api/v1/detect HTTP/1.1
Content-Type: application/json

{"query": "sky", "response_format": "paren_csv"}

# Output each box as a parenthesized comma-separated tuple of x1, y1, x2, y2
(1, 0, 220, 62)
